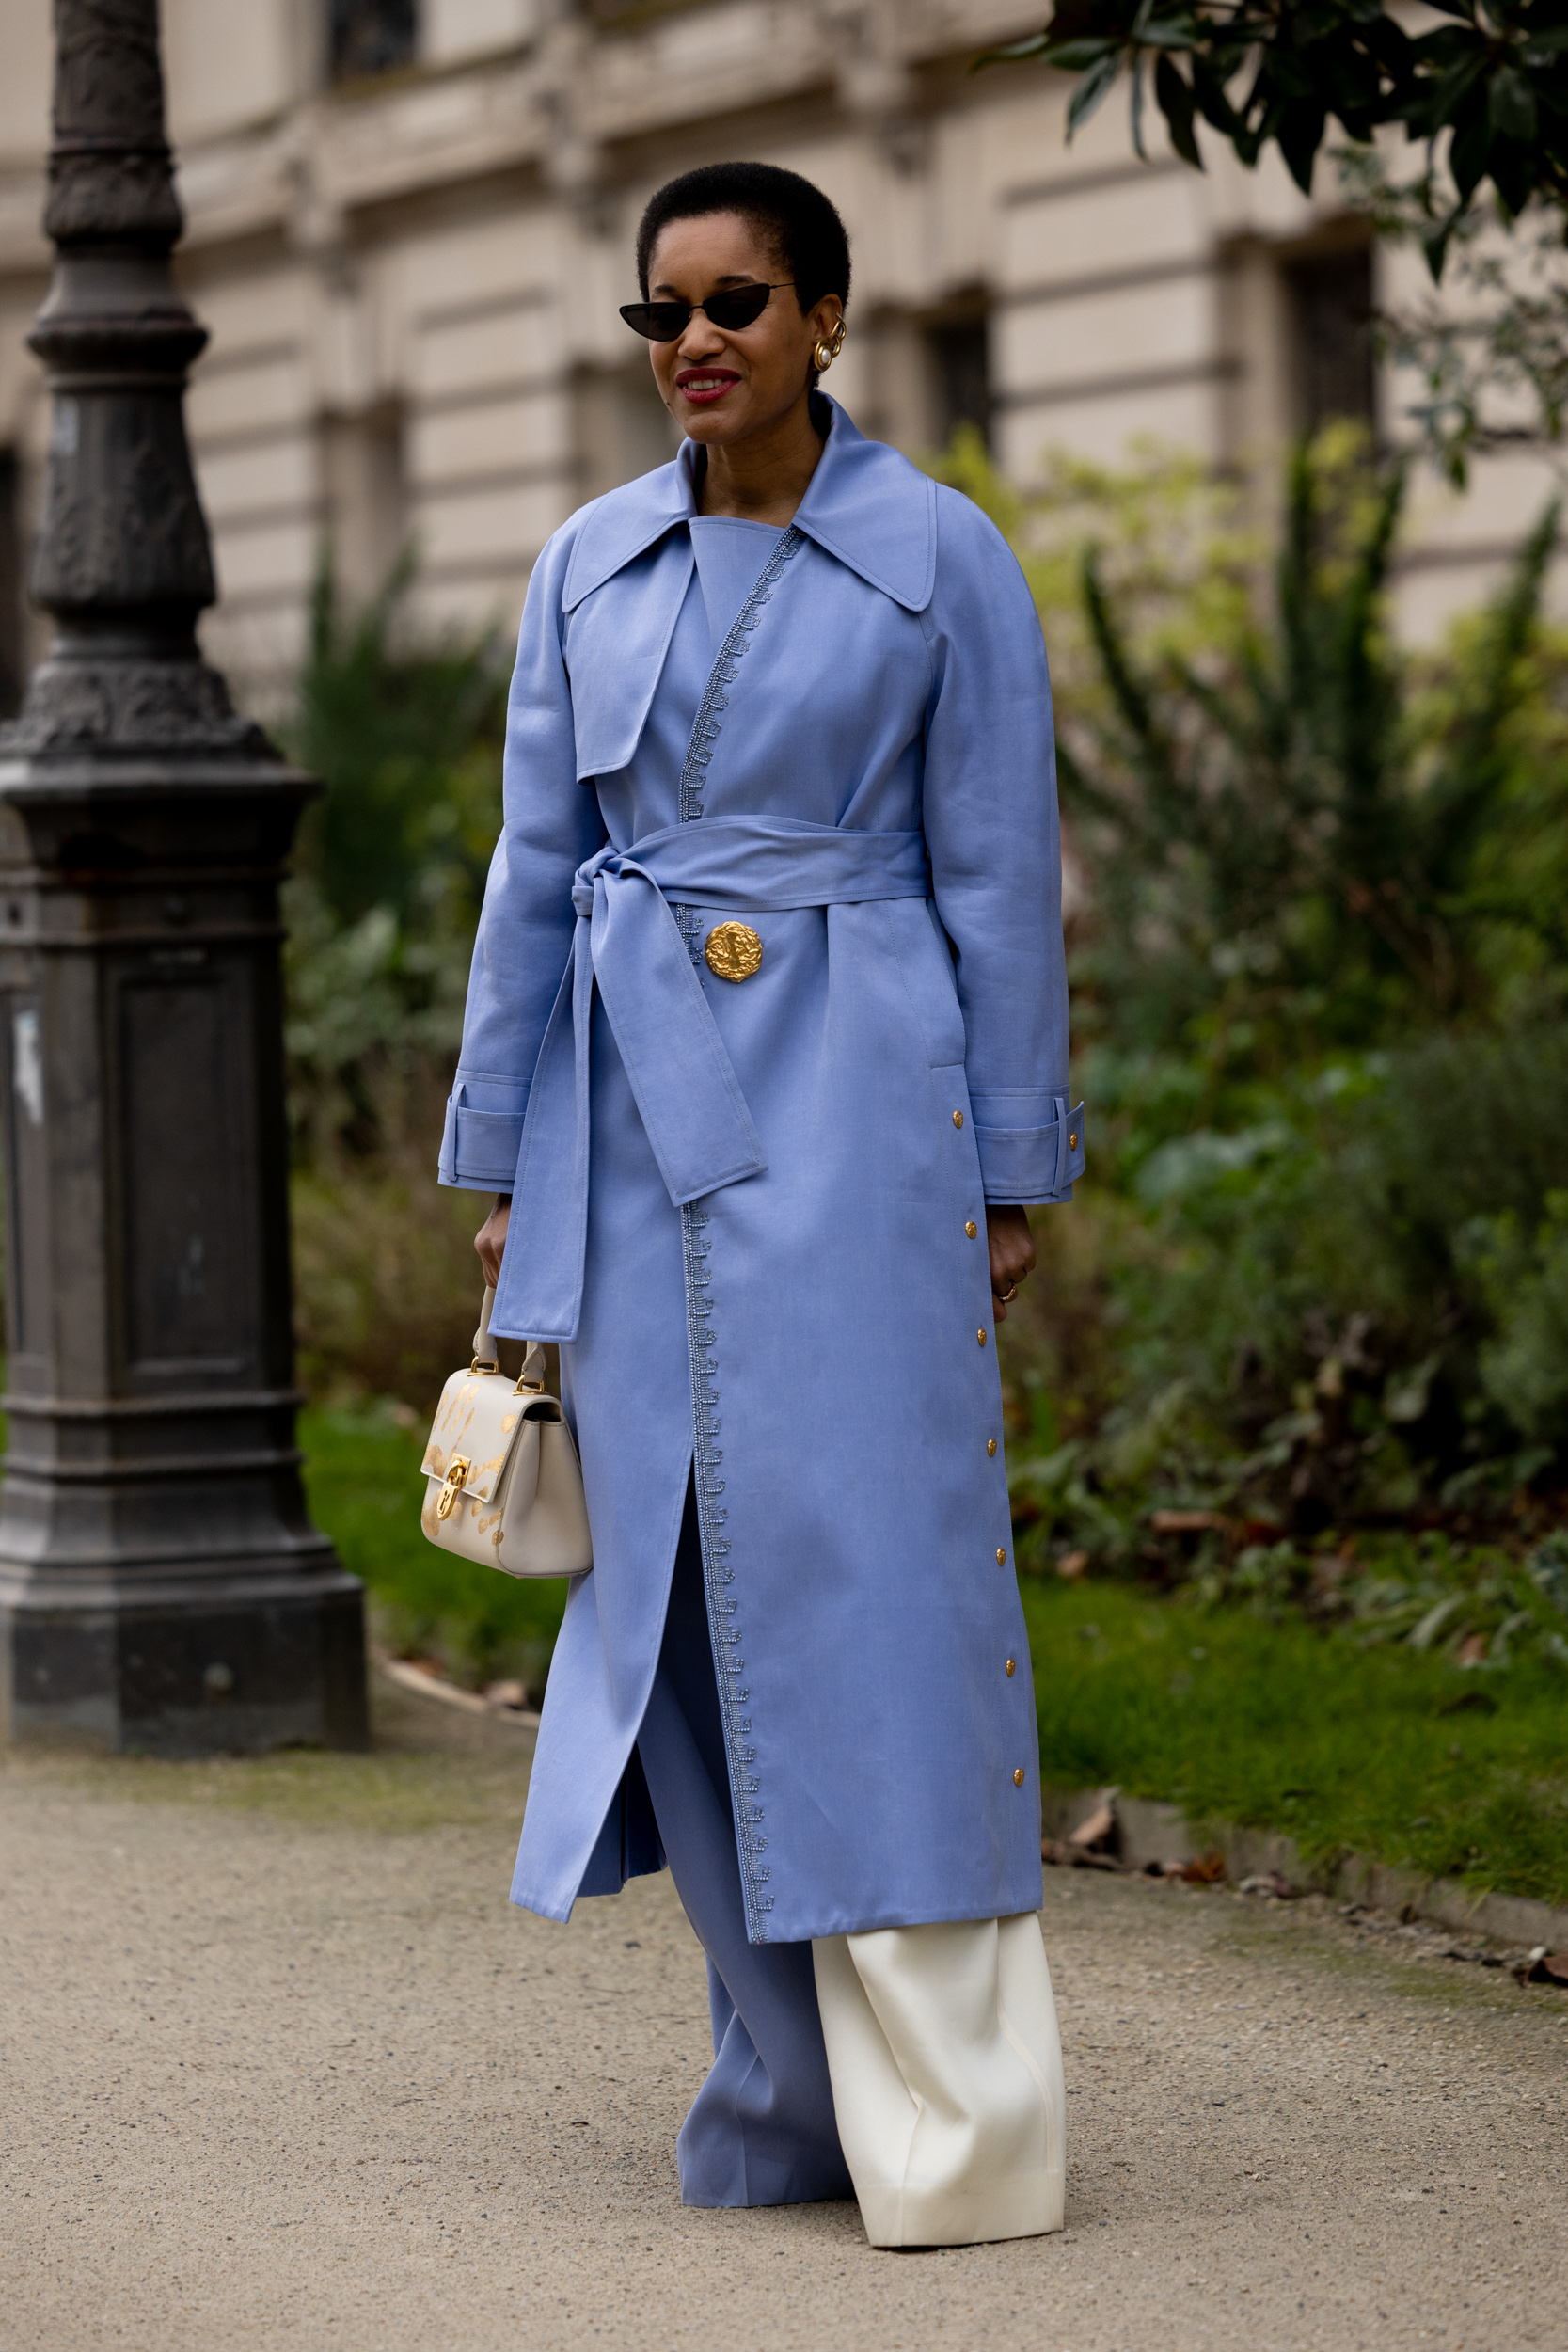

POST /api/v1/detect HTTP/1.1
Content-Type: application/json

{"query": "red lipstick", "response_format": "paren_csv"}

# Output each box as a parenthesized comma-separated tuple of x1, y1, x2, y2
(675, 369, 740, 405)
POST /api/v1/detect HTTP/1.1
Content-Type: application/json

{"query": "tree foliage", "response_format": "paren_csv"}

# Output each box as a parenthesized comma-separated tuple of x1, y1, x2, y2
(981, 3, 1568, 277)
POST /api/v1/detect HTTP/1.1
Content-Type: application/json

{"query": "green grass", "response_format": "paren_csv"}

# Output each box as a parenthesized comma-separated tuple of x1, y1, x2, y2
(300, 1406, 570, 1692)
(1022, 1574, 1568, 1909)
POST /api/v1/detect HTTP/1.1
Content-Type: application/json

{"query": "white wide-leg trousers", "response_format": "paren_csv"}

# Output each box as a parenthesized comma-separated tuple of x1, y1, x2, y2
(811, 1913, 1067, 2248)
(639, 1485, 1067, 2242)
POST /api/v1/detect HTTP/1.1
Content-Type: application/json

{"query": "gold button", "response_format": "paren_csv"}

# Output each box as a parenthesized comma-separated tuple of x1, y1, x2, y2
(965, 1220, 977, 1239)
(1013, 1767, 1025, 1787)
(704, 921, 763, 981)
(987, 1438, 997, 1456)
(1069, 1130, 1079, 1150)
(977, 1327, 987, 1347)
(1006, 1658, 1016, 1677)
(952, 1110, 964, 1129)
(996, 1547, 1006, 1565)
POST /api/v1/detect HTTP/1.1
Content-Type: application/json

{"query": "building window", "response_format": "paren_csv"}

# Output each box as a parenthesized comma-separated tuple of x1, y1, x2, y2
(0, 451, 23, 721)
(860, 296, 993, 459)
(322, 404, 409, 612)
(330, 0, 417, 82)
(1284, 245, 1375, 437)
(927, 312, 992, 452)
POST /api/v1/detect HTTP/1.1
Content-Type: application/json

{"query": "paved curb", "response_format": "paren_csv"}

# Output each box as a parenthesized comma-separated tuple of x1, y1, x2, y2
(1042, 1784, 1568, 1951)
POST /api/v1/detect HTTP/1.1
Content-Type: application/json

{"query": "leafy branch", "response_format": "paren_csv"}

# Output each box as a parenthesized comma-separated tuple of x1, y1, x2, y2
(979, 3, 1568, 277)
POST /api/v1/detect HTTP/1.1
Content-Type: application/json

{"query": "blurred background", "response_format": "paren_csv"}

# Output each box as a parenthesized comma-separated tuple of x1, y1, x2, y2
(3, 0, 1547, 711)
(0, 3, 1564, 1892)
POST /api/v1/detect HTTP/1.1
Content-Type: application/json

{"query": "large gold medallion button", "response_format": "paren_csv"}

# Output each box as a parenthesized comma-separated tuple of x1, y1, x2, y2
(704, 921, 764, 981)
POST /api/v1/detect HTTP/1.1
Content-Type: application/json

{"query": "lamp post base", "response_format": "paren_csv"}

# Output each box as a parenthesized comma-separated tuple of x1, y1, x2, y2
(0, 1573, 369, 1755)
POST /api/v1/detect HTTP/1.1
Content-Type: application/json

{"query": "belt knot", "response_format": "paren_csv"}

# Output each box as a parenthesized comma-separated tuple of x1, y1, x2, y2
(495, 818, 931, 1342)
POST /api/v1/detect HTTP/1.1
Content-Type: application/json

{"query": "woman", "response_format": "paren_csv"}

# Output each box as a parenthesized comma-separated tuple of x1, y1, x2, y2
(440, 161, 1083, 2248)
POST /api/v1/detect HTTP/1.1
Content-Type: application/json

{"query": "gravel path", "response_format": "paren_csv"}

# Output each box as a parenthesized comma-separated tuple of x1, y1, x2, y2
(2, 1680, 1564, 2352)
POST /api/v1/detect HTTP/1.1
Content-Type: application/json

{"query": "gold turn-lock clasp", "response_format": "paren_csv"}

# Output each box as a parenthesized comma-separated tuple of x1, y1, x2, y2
(436, 1455, 472, 1519)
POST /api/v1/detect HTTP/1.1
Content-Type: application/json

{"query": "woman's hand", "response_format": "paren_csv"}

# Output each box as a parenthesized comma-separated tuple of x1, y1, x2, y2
(475, 1194, 511, 1288)
(987, 1204, 1036, 1321)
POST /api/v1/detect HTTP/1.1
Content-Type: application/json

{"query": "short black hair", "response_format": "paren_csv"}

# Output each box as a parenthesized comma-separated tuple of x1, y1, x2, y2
(635, 162, 851, 314)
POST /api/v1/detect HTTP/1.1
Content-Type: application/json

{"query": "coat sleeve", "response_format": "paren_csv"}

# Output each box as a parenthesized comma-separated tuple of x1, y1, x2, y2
(919, 486, 1084, 1206)
(438, 523, 608, 1191)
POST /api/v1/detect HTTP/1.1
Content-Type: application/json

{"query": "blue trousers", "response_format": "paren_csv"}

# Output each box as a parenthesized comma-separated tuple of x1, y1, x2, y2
(635, 1480, 854, 2208)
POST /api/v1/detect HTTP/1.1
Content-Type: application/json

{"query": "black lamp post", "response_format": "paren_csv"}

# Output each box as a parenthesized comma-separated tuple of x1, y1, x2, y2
(0, 0, 368, 1752)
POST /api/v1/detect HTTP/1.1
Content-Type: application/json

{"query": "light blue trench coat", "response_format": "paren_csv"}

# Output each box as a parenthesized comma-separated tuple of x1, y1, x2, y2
(438, 398, 1084, 1946)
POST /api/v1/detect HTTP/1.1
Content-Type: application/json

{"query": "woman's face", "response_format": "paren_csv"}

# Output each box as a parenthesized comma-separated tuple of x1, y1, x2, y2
(643, 211, 842, 449)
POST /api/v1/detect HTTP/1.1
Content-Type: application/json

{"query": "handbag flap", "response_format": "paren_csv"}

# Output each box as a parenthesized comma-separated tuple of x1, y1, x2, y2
(421, 1367, 562, 1506)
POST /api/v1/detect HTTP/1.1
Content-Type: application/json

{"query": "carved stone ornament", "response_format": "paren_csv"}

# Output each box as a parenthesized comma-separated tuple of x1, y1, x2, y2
(7, 657, 268, 754)
(44, 0, 182, 246)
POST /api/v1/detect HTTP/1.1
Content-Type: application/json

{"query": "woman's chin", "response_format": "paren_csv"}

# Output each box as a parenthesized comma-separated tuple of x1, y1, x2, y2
(676, 402, 752, 442)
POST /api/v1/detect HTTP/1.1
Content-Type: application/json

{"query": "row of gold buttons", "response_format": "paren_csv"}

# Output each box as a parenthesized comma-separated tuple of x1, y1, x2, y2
(958, 1106, 1028, 1794)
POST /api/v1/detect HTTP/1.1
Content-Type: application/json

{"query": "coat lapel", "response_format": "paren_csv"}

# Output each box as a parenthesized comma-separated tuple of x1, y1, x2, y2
(789, 397, 937, 612)
(563, 529, 694, 782)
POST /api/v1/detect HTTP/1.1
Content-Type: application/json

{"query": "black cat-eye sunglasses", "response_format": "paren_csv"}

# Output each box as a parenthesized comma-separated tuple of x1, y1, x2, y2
(619, 281, 795, 342)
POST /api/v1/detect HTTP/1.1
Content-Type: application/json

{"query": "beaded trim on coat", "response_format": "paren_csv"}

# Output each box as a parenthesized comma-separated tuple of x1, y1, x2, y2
(675, 522, 803, 1940)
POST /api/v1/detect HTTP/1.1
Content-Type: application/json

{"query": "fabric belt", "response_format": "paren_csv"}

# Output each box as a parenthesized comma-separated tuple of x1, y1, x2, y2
(499, 815, 931, 1342)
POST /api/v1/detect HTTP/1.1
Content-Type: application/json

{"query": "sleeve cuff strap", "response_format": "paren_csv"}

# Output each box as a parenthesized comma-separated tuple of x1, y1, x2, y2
(437, 1096, 528, 1189)
(974, 1101, 1085, 1204)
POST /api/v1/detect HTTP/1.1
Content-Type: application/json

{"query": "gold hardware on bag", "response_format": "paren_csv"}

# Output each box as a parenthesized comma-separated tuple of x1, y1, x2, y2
(514, 1371, 545, 1393)
(704, 921, 763, 981)
(436, 1455, 471, 1518)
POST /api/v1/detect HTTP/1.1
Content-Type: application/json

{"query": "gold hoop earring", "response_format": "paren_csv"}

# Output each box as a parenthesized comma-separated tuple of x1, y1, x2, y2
(813, 318, 847, 373)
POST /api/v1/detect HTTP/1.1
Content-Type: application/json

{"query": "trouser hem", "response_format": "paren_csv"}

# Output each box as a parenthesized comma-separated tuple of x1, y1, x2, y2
(857, 2167, 1065, 2249)
(678, 2182, 854, 2211)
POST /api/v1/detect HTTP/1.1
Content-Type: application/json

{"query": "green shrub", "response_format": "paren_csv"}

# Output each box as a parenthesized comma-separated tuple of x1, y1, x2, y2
(1466, 1193, 1568, 1446)
(969, 425, 1568, 1571)
(292, 1153, 490, 1413)
(282, 554, 507, 1399)
(283, 551, 505, 1170)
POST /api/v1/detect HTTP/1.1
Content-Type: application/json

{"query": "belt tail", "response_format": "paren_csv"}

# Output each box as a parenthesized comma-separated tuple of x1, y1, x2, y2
(589, 868, 768, 1208)
(492, 919, 594, 1343)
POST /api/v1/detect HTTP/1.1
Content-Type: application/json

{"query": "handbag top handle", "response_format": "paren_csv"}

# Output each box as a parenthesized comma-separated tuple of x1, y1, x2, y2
(474, 1286, 547, 1393)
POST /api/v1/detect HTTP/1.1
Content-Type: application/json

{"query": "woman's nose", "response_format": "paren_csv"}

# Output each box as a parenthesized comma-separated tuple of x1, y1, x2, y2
(675, 313, 726, 364)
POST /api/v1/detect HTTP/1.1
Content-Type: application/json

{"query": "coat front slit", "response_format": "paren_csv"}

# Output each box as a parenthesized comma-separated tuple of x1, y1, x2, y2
(439, 401, 1085, 1945)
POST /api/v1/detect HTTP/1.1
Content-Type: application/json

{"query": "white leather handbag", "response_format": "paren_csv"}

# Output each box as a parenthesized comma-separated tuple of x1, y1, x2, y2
(420, 1288, 593, 1579)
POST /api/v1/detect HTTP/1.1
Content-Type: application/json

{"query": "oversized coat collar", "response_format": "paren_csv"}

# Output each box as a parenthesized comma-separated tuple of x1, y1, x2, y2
(561, 396, 937, 615)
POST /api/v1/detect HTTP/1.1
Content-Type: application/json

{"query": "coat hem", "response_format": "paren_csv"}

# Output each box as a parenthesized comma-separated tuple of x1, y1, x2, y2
(754, 1883, 1048, 1946)
(506, 1885, 575, 1925)
(506, 1882, 1049, 1942)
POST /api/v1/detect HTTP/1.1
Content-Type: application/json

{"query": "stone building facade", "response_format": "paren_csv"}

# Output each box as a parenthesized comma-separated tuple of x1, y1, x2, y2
(0, 0, 1553, 714)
